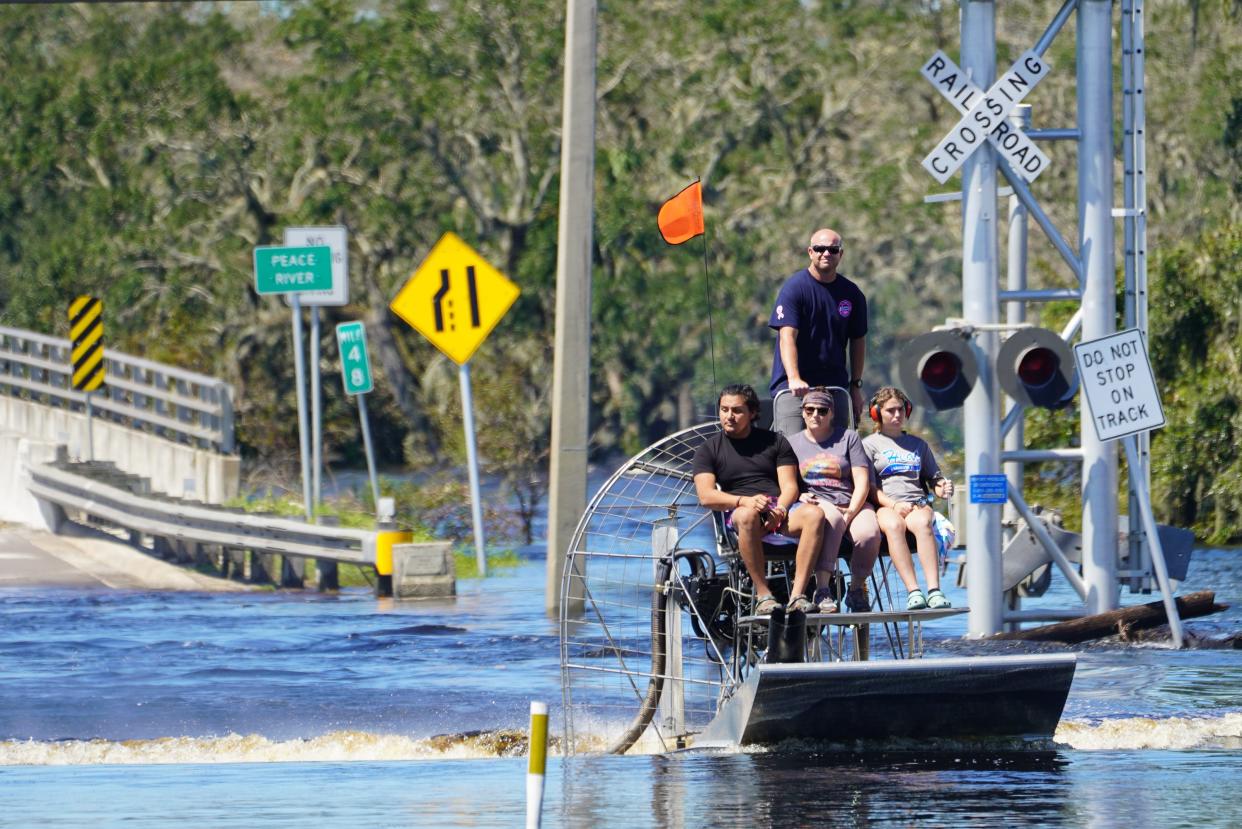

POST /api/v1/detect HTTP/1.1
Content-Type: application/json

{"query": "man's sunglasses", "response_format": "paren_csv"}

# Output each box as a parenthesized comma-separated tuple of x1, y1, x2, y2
(811, 244, 842, 255)
(802, 406, 832, 416)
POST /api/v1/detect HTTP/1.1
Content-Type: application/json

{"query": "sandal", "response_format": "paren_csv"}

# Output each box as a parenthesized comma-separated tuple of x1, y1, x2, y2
(906, 589, 927, 611)
(787, 595, 814, 614)
(926, 588, 952, 609)
(812, 588, 839, 613)
(755, 594, 782, 616)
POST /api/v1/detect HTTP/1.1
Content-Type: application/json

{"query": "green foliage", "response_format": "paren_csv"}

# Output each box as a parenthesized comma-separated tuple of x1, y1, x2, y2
(1148, 219, 1242, 542)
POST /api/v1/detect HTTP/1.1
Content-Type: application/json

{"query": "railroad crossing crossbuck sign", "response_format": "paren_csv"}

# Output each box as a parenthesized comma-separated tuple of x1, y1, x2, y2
(921, 49, 1051, 184)
(68, 295, 105, 392)
(389, 232, 521, 365)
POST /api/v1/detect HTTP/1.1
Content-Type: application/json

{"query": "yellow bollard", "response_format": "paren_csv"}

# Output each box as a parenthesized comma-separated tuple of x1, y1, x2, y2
(526, 701, 548, 829)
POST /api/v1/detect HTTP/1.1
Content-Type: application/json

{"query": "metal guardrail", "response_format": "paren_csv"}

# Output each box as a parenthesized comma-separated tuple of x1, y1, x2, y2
(0, 325, 235, 454)
(26, 460, 375, 566)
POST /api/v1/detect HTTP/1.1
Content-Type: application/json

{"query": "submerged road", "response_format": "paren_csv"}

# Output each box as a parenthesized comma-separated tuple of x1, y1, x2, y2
(0, 524, 249, 591)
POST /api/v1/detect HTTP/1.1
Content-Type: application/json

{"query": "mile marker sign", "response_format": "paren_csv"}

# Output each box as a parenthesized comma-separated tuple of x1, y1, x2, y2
(1073, 329, 1166, 442)
(336, 321, 374, 395)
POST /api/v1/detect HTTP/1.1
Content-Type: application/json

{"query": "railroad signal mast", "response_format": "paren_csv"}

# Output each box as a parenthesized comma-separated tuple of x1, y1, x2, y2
(912, 1, 1162, 639)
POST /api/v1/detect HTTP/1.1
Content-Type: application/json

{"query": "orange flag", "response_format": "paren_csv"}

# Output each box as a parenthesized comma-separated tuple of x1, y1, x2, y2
(657, 181, 705, 245)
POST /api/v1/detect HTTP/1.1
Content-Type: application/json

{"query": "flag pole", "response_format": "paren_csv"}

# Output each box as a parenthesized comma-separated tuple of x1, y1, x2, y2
(698, 194, 718, 396)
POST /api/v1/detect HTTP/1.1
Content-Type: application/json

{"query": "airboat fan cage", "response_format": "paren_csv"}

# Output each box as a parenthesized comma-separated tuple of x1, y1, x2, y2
(558, 422, 736, 755)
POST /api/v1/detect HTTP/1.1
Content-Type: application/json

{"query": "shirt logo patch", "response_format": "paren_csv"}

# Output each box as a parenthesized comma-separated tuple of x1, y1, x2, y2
(838, 300, 853, 318)
(776, 305, 785, 320)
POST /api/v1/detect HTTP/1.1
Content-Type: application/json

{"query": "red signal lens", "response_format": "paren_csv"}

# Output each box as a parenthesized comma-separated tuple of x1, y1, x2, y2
(1018, 347, 1058, 388)
(921, 352, 961, 391)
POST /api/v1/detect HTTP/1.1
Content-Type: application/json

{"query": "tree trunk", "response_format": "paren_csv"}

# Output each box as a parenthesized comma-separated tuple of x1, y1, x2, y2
(993, 591, 1227, 644)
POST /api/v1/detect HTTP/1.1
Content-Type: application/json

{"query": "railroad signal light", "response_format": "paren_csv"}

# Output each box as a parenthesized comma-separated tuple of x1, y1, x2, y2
(998, 327, 1077, 409)
(898, 330, 979, 411)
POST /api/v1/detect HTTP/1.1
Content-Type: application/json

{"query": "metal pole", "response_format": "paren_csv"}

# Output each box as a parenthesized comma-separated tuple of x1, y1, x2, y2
(1003, 104, 1031, 535)
(460, 361, 487, 576)
(291, 295, 313, 521)
(357, 393, 381, 515)
(1122, 0, 1152, 593)
(1078, 0, 1118, 614)
(311, 306, 323, 514)
(1123, 436, 1184, 647)
(1002, 104, 1031, 630)
(85, 394, 94, 461)
(547, 0, 596, 616)
(961, 0, 1003, 637)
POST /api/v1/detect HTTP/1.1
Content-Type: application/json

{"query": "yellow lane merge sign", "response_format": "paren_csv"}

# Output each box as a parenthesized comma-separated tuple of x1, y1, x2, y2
(68, 295, 105, 392)
(389, 232, 520, 365)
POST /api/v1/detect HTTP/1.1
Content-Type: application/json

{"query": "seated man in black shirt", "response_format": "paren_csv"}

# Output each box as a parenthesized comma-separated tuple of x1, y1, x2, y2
(692, 384, 826, 615)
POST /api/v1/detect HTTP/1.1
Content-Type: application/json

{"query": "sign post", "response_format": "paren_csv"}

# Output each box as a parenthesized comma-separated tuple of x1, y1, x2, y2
(390, 232, 521, 576)
(335, 321, 380, 512)
(254, 244, 334, 523)
(1074, 329, 1182, 647)
(284, 227, 350, 517)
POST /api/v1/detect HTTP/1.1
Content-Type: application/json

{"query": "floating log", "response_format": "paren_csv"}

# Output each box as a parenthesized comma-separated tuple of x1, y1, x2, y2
(994, 590, 1229, 643)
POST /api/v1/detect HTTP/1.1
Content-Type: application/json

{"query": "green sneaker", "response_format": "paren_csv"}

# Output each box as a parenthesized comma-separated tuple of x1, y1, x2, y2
(906, 589, 927, 611)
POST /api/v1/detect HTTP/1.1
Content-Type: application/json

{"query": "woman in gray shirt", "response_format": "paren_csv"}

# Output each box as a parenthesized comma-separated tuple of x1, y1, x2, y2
(786, 389, 880, 613)
(862, 386, 955, 611)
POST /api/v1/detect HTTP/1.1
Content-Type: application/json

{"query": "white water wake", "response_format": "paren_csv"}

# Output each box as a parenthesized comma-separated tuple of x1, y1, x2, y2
(1055, 711, 1242, 750)
(2, 713, 1238, 765)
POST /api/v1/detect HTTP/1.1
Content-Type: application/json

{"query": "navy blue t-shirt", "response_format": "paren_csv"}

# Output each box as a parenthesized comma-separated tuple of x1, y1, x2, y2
(768, 269, 868, 394)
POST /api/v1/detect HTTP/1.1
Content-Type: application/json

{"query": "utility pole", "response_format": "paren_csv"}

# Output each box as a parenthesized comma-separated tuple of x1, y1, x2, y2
(546, 0, 596, 616)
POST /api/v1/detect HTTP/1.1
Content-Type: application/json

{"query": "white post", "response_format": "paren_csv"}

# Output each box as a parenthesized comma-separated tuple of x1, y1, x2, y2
(526, 701, 549, 829)
(291, 295, 313, 521)
(357, 393, 381, 515)
(460, 362, 487, 576)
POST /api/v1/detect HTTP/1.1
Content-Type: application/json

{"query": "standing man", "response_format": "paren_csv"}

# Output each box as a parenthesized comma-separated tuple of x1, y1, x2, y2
(693, 384, 826, 615)
(769, 228, 868, 433)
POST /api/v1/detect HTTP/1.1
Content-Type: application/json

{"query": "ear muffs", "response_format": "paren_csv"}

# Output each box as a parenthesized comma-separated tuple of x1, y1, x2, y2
(869, 397, 913, 422)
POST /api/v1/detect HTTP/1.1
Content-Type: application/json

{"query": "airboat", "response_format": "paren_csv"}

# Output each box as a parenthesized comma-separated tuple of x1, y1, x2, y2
(558, 420, 1077, 755)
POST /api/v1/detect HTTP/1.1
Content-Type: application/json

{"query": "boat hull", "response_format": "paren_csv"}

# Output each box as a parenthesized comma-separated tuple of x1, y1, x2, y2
(696, 653, 1077, 747)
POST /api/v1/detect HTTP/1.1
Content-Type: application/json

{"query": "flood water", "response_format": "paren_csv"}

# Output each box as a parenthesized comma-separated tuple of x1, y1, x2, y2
(1, 540, 1240, 827)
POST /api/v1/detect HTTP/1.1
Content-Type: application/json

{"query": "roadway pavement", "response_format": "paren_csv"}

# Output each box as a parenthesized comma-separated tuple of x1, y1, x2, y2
(0, 523, 251, 591)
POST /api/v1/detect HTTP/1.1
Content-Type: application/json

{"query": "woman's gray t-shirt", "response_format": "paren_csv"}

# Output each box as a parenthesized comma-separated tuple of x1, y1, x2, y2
(862, 431, 942, 504)
(786, 428, 868, 507)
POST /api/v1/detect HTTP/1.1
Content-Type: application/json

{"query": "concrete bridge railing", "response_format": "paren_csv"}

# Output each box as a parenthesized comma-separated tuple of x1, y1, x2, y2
(0, 325, 240, 513)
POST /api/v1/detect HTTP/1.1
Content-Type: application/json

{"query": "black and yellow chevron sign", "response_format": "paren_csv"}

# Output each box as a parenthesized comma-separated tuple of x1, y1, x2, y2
(68, 295, 105, 392)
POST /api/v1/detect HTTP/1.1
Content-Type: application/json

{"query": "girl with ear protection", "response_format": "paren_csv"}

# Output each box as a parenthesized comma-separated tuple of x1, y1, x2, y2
(862, 386, 956, 611)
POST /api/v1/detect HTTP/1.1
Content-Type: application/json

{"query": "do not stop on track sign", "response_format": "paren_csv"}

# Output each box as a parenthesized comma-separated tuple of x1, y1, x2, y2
(1073, 329, 1166, 442)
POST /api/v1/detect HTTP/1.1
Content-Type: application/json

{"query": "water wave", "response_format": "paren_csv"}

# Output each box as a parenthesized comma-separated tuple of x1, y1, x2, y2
(1055, 711, 1242, 750)
(4, 713, 1238, 765)
(0, 730, 542, 766)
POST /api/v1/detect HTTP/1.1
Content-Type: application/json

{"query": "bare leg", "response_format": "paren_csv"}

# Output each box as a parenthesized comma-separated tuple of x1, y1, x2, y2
(814, 502, 846, 590)
(876, 506, 920, 592)
(846, 505, 881, 586)
(907, 507, 940, 591)
(787, 505, 825, 599)
(731, 506, 773, 598)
